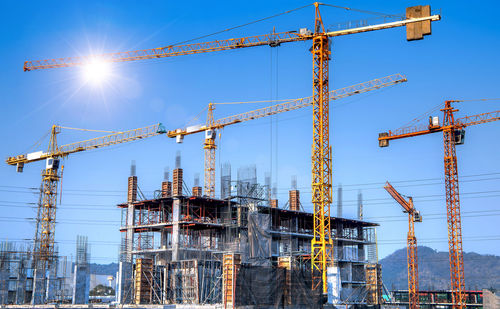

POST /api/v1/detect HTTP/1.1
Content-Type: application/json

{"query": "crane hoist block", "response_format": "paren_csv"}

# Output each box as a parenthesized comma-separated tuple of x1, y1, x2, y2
(406, 5, 432, 41)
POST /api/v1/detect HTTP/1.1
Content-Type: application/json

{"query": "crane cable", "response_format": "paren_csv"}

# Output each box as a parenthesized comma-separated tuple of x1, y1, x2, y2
(319, 3, 403, 18)
(183, 105, 208, 128)
(213, 98, 297, 105)
(456, 98, 500, 102)
(23, 128, 51, 155)
(400, 102, 443, 129)
(167, 4, 313, 47)
(397, 97, 500, 130)
(57, 126, 122, 133)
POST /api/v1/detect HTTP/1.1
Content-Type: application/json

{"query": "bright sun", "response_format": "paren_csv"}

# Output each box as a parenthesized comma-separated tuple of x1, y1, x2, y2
(82, 59, 111, 86)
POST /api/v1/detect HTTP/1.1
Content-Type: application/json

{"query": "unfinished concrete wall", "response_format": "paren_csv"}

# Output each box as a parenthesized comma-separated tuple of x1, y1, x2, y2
(71, 264, 89, 304)
(221, 162, 231, 199)
(116, 261, 133, 304)
(31, 267, 46, 305)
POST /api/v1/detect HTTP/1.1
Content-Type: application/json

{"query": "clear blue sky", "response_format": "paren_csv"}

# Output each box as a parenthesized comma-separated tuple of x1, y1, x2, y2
(0, 1, 499, 264)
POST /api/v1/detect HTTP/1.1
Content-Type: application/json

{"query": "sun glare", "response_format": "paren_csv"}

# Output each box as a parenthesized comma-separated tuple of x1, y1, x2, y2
(82, 59, 111, 86)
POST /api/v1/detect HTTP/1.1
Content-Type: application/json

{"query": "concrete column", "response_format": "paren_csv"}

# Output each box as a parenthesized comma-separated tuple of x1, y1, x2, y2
(291, 217, 299, 252)
(126, 175, 137, 262)
(173, 168, 183, 196)
(327, 266, 341, 305)
(357, 227, 365, 262)
(0, 269, 9, 304)
(172, 198, 181, 261)
(15, 267, 26, 304)
(31, 268, 46, 305)
(45, 264, 58, 303)
(126, 203, 135, 262)
(346, 263, 352, 282)
(289, 190, 300, 211)
(116, 261, 133, 304)
(162, 181, 172, 197)
(192, 186, 202, 197)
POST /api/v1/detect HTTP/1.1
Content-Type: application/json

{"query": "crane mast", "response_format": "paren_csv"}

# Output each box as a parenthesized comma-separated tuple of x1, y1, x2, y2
(407, 202, 419, 309)
(31, 126, 61, 303)
(379, 101, 500, 309)
(310, 3, 334, 292)
(204, 103, 217, 198)
(442, 101, 465, 308)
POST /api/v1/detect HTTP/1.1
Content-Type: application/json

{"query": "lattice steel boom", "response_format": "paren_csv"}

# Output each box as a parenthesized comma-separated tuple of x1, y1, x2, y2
(167, 74, 406, 199)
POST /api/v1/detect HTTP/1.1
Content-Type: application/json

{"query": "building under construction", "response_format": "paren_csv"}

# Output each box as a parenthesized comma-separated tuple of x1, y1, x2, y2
(0, 236, 89, 305)
(115, 158, 382, 308)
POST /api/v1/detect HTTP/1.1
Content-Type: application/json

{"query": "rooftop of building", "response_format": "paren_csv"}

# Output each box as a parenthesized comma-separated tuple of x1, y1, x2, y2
(118, 193, 378, 228)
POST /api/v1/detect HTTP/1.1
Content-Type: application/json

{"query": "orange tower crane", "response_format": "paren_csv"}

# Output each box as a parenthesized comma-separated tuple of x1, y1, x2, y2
(168, 74, 406, 198)
(378, 101, 500, 309)
(6, 123, 166, 303)
(22, 3, 440, 293)
(384, 182, 422, 309)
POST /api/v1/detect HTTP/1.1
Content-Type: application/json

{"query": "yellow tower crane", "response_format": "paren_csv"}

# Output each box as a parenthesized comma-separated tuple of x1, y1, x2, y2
(168, 74, 407, 198)
(6, 123, 166, 303)
(384, 181, 422, 309)
(22, 3, 440, 293)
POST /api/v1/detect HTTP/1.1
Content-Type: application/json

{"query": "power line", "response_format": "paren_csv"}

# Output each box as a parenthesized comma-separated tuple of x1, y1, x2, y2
(365, 209, 500, 220)
(2, 172, 499, 193)
(168, 4, 312, 46)
(1, 210, 500, 226)
(0, 190, 498, 212)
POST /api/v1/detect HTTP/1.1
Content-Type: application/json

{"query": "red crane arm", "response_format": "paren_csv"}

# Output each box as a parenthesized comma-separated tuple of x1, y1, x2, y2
(378, 109, 500, 146)
(384, 181, 413, 212)
(456, 110, 500, 128)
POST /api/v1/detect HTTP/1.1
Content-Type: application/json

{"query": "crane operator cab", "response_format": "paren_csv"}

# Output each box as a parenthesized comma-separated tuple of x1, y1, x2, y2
(413, 210, 422, 222)
(205, 129, 216, 140)
(454, 129, 465, 145)
(46, 157, 60, 170)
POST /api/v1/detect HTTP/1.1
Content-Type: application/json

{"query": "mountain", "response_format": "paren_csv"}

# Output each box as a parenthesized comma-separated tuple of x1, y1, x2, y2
(88, 262, 119, 276)
(87, 248, 500, 291)
(380, 246, 500, 291)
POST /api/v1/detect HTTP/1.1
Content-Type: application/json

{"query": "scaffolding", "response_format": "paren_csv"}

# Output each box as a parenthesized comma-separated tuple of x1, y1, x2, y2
(0, 242, 70, 305)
